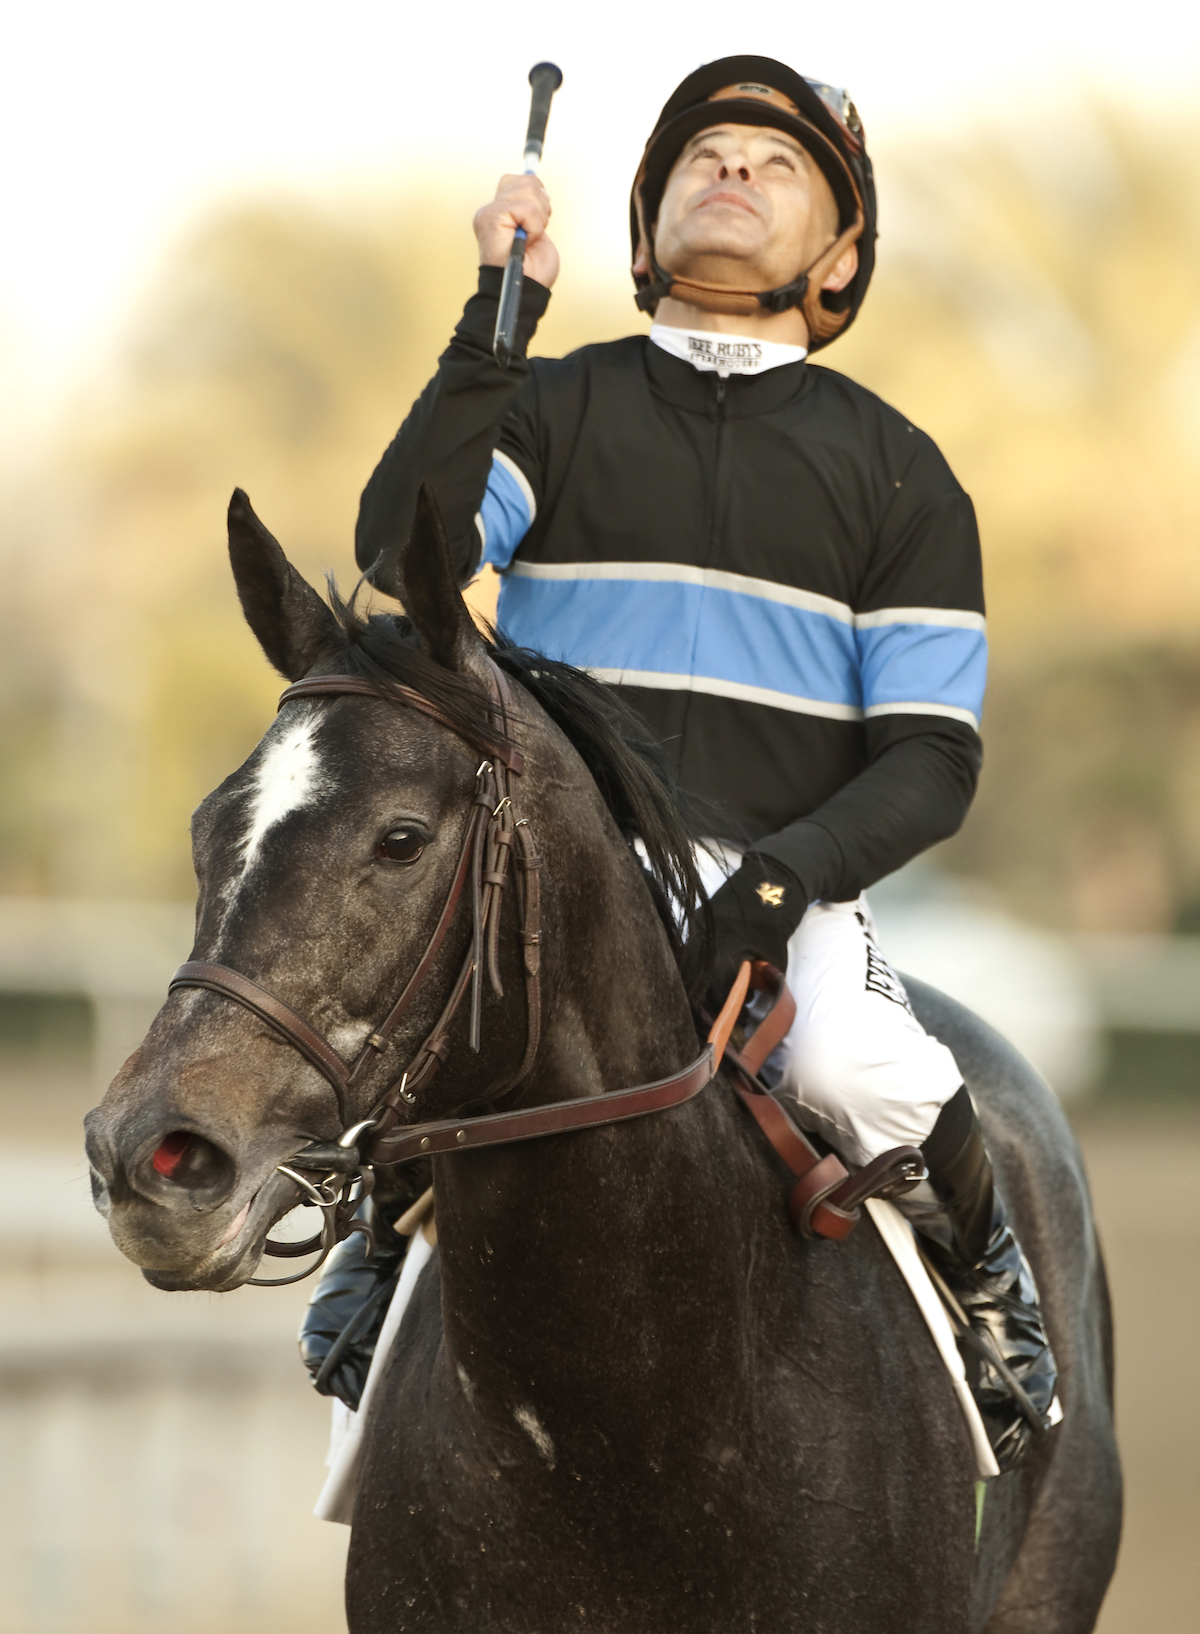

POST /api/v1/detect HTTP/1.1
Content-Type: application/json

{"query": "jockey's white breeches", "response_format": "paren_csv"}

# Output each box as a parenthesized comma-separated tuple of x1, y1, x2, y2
(696, 847, 964, 1168)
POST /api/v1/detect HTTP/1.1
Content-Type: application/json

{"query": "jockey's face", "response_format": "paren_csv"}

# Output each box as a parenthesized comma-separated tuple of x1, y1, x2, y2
(651, 123, 856, 299)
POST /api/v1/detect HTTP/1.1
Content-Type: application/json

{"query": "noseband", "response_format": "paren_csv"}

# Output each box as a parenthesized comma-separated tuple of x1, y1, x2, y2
(167, 659, 719, 1283)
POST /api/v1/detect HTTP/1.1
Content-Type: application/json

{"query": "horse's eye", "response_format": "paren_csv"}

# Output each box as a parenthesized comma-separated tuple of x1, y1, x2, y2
(376, 828, 425, 864)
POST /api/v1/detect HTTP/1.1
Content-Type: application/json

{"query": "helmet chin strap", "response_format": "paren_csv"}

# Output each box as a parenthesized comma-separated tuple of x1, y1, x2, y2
(635, 216, 863, 343)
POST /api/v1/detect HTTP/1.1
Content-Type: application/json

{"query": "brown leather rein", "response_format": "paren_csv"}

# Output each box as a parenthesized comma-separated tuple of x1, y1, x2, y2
(167, 662, 925, 1282)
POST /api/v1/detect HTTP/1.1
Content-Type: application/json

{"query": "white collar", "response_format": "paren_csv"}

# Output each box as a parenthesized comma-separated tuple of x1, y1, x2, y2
(649, 323, 808, 377)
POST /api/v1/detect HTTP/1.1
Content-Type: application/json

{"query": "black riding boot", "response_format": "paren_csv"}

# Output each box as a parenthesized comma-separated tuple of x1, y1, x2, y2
(902, 1085, 1059, 1472)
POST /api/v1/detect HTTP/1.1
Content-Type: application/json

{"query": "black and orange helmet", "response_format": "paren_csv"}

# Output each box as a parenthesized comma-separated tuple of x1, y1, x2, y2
(630, 55, 877, 351)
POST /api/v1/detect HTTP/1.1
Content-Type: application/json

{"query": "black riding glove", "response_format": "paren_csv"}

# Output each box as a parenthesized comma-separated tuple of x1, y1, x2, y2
(704, 853, 807, 1015)
(298, 1162, 431, 1411)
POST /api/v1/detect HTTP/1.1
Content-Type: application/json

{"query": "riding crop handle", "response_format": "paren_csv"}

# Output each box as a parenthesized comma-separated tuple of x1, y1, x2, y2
(494, 61, 563, 369)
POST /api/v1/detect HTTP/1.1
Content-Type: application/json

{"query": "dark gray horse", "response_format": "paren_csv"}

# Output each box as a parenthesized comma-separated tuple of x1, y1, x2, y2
(85, 491, 1121, 1632)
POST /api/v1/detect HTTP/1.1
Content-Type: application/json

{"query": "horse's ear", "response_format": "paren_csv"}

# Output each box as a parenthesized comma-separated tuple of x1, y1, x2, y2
(227, 489, 339, 681)
(397, 484, 490, 679)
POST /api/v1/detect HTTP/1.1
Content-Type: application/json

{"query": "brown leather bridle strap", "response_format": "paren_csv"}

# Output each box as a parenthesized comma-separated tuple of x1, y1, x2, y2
(346, 796, 486, 1089)
(738, 960, 798, 1074)
(279, 674, 526, 772)
(512, 817, 543, 1081)
(707, 960, 751, 1070)
(367, 1045, 715, 1165)
(169, 962, 353, 1120)
(166, 662, 539, 1156)
(731, 1083, 855, 1241)
(171, 659, 542, 1160)
(491, 666, 542, 1018)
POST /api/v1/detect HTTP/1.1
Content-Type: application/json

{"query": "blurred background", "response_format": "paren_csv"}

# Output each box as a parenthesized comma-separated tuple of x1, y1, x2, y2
(1, 2, 1197, 1629)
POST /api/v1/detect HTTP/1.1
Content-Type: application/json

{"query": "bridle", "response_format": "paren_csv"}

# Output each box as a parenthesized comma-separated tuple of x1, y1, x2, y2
(166, 659, 925, 1286)
(166, 659, 721, 1284)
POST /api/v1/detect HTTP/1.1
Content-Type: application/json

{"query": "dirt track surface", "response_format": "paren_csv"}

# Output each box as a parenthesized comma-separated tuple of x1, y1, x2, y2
(1076, 1108, 1200, 1632)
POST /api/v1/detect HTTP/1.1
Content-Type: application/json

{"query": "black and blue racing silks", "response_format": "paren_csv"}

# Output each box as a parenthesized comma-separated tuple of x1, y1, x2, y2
(356, 267, 984, 908)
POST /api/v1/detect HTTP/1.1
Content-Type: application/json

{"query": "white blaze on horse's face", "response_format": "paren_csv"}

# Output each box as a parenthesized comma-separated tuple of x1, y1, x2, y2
(225, 714, 327, 903)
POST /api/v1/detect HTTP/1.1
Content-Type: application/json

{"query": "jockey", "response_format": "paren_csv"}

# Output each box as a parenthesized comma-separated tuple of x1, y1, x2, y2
(308, 55, 1057, 1470)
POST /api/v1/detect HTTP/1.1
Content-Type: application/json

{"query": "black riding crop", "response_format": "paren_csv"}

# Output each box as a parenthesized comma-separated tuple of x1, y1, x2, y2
(493, 61, 563, 368)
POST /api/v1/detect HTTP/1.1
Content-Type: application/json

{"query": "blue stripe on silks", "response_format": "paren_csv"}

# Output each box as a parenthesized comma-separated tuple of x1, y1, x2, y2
(495, 575, 861, 708)
(857, 622, 987, 723)
(478, 458, 532, 571)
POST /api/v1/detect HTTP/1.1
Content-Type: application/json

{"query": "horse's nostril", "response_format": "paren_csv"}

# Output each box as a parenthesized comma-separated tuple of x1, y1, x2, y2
(152, 1132, 192, 1177)
(149, 1130, 236, 1198)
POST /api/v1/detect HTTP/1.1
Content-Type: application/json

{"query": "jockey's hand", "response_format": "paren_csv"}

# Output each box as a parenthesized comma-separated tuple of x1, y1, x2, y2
(474, 173, 560, 290)
(704, 854, 806, 1016)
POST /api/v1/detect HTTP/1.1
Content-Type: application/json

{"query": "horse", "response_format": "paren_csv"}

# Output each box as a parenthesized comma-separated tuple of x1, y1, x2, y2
(85, 487, 1122, 1632)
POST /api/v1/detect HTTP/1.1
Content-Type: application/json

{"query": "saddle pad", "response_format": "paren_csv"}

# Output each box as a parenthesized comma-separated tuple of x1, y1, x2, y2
(315, 1227, 436, 1525)
(864, 1198, 1001, 1481)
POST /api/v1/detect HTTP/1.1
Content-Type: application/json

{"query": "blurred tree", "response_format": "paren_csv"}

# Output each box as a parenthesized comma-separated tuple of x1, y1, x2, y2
(943, 644, 1200, 931)
(27, 195, 635, 899)
(837, 104, 1200, 930)
(837, 102, 1200, 650)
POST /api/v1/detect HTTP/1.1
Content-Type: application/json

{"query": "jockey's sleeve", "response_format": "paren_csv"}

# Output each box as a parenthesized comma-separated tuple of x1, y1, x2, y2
(355, 267, 550, 589)
(755, 717, 982, 906)
(756, 475, 986, 902)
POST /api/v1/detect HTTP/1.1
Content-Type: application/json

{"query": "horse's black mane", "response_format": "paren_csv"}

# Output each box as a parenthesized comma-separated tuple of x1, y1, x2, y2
(326, 591, 711, 989)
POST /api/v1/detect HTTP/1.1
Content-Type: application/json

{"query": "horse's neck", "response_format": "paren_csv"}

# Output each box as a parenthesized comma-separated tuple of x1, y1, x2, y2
(432, 837, 775, 1434)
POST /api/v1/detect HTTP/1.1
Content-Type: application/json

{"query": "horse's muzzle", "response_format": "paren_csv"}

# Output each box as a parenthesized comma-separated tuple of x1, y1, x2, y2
(83, 1108, 302, 1289)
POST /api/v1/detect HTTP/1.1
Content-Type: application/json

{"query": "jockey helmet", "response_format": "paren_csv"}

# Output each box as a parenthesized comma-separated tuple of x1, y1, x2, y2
(630, 55, 877, 351)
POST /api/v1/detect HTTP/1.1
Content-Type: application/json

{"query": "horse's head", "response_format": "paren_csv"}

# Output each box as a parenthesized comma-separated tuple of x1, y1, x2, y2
(85, 488, 704, 1292)
(84, 489, 551, 1289)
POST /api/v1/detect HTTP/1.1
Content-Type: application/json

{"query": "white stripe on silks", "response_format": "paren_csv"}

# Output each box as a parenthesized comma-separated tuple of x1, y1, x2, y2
(585, 668, 864, 722)
(493, 449, 538, 523)
(864, 1198, 1001, 1482)
(475, 510, 487, 553)
(856, 606, 987, 633)
(864, 701, 980, 730)
(508, 560, 856, 624)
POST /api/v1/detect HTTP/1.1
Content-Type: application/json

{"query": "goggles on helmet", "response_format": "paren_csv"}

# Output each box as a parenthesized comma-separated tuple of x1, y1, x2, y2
(804, 79, 865, 153)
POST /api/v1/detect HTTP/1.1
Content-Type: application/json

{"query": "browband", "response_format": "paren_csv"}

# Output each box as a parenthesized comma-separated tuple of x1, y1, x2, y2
(279, 674, 526, 773)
